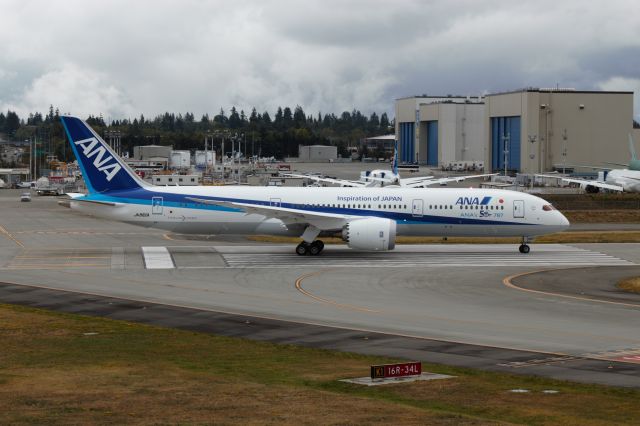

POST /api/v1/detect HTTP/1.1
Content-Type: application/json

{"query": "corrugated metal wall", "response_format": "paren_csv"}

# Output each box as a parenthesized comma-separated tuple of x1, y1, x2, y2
(426, 121, 438, 166)
(491, 116, 521, 171)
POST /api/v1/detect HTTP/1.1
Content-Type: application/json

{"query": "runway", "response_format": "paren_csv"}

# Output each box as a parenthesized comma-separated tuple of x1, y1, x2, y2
(2, 193, 640, 387)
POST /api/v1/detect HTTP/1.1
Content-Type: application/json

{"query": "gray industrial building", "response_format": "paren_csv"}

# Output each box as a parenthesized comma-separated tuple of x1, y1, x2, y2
(133, 145, 172, 161)
(396, 89, 635, 173)
(297, 145, 337, 162)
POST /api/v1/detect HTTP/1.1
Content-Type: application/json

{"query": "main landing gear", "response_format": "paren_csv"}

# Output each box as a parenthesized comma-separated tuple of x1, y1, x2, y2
(296, 240, 325, 256)
(519, 236, 531, 254)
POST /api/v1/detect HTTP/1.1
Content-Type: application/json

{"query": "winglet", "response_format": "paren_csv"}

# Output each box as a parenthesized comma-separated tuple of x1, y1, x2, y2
(630, 133, 637, 161)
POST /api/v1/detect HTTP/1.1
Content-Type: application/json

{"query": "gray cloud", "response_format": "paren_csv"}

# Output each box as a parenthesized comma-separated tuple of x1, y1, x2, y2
(0, 0, 638, 121)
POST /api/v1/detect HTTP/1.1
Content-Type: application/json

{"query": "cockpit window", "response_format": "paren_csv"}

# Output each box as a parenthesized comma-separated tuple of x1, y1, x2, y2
(542, 204, 556, 211)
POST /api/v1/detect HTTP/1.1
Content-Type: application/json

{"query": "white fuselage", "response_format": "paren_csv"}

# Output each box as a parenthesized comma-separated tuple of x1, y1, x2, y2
(606, 169, 640, 192)
(72, 185, 569, 238)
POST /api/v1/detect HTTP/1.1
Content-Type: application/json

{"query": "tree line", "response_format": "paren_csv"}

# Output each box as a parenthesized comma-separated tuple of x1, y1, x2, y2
(0, 105, 393, 165)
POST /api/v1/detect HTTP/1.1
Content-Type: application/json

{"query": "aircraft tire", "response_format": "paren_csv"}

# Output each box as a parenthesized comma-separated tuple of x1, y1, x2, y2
(519, 244, 530, 254)
(296, 242, 309, 256)
(309, 240, 324, 255)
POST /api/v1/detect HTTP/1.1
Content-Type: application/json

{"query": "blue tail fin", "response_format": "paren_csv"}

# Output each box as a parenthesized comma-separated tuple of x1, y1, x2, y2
(61, 116, 144, 193)
(392, 139, 399, 175)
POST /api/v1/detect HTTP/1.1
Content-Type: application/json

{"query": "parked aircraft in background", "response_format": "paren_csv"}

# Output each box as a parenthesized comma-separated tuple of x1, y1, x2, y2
(61, 116, 569, 255)
(287, 141, 496, 188)
(538, 169, 640, 193)
(538, 135, 640, 193)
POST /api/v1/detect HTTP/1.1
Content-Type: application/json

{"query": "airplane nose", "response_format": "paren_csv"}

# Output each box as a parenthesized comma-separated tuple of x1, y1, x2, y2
(558, 212, 570, 229)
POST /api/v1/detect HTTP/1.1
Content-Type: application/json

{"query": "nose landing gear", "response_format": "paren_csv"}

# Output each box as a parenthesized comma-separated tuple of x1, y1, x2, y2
(519, 236, 531, 254)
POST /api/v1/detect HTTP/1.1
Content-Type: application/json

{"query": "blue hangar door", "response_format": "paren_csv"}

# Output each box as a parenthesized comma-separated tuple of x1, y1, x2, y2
(491, 116, 521, 172)
(426, 121, 438, 166)
(399, 122, 415, 163)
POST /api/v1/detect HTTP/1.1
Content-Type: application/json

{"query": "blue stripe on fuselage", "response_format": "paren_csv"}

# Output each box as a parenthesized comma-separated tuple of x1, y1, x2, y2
(79, 188, 529, 227)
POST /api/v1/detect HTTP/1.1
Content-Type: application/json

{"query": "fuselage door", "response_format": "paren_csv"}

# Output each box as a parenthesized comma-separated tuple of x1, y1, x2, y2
(513, 200, 525, 218)
(270, 198, 281, 208)
(152, 196, 163, 215)
(412, 199, 424, 217)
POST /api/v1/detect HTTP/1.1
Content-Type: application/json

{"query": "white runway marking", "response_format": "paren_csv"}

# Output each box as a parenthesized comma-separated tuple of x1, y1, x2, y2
(214, 244, 633, 269)
(142, 246, 175, 269)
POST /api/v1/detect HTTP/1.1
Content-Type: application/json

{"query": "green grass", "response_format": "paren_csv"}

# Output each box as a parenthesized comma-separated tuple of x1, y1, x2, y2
(1, 303, 640, 425)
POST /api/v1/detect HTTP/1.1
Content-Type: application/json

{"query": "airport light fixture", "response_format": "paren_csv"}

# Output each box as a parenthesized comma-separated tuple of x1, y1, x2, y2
(502, 132, 510, 177)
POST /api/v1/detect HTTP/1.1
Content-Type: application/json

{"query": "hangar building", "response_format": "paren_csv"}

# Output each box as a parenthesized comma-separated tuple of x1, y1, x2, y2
(395, 95, 485, 167)
(485, 89, 634, 173)
(396, 89, 635, 173)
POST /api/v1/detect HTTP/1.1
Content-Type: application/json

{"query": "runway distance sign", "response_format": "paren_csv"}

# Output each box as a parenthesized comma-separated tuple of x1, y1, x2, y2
(370, 362, 421, 379)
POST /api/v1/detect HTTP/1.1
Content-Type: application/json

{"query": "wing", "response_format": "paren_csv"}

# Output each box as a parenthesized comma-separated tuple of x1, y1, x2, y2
(402, 173, 497, 188)
(283, 173, 368, 187)
(186, 197, 356, 230)
(536, 174, 624, 192)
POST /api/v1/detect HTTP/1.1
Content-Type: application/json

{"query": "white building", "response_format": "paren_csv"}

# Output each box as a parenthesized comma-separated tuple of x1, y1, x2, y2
(169, 150, 191, 169)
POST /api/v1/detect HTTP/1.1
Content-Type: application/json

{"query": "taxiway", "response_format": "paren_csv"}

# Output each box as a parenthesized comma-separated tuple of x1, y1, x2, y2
(1, 191, 640, 387)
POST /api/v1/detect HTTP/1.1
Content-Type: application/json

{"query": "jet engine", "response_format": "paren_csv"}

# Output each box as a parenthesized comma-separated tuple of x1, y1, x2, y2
(342, 217, 396, 251)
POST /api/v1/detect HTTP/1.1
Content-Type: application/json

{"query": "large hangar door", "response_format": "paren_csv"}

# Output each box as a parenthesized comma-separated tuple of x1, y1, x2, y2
(491, 116, 521, 172)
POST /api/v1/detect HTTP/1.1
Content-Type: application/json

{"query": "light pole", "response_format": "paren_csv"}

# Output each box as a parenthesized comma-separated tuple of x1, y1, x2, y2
(528, 134, 537, 189)
(561, 128, 568, 175)
(502, 132, 510, 177)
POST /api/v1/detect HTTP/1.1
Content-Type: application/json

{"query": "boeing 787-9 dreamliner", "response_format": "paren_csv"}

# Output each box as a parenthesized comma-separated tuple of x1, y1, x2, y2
(61, 116, 569, 255)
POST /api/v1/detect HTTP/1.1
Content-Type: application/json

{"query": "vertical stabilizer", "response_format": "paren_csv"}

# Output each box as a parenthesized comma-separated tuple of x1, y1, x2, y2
(392, 139, 399, 176)
(61, 116, 146, 193)
(630, 133, 638, 161)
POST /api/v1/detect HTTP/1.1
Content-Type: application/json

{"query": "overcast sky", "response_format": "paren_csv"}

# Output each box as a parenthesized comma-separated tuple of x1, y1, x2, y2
(1, 0, 638, 122)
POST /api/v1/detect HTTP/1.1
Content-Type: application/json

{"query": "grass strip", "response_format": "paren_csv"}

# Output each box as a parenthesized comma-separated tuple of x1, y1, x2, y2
(1, 303, 640, 424)
(617, 277, 640, 294)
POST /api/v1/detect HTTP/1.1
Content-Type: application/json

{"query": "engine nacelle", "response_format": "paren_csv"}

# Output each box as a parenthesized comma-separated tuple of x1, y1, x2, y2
(342, 217, 396, 251)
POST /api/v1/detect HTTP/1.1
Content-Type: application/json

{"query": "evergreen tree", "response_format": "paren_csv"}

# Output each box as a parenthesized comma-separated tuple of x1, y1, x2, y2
(283, 107, 293, 126)
(229, 107, 241, 129)
(214, 108, 227, 125)
(5, 111, 20, 136)
(293, 105, 306, 128)
(380, 112, 390, 130)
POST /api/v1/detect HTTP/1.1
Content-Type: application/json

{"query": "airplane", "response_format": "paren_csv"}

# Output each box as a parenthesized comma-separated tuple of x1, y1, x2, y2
(538, 169, 640, 193)
(537, 134, 640, 193)
(286, 141, 496, 188)
(61, 116, 569, 255)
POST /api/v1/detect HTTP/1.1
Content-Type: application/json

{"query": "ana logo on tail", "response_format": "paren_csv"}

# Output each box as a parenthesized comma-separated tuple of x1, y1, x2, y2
(74, 137, 122, 181)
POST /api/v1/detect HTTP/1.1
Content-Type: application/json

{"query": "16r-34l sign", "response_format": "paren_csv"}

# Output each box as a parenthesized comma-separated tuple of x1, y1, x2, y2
(370, 362, 421, 379)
